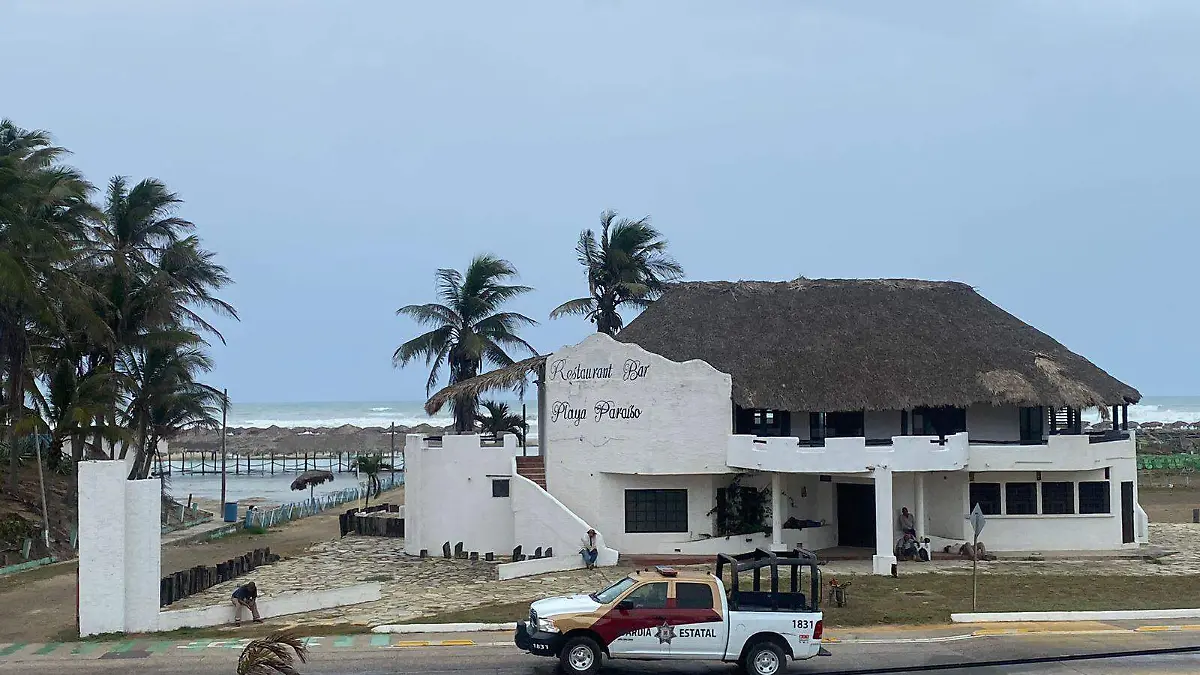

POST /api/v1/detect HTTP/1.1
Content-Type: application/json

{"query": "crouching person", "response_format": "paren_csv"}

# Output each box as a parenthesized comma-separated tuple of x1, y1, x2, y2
(232, 581, 263, 624)
(580, 528, 599, 569)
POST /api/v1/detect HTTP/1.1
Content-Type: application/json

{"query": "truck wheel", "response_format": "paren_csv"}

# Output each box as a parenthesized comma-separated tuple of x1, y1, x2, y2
(743, 640, 787, 675)
(558, 636, 601, 675)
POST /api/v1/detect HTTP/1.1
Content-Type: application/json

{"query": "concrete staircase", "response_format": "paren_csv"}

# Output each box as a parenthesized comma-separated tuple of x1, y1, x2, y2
(515, 456, 546, 489)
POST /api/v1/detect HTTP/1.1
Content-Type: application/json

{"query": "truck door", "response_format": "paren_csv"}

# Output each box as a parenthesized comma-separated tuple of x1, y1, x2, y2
(597, 581, 671, 658)
(666, 581, 728, 659)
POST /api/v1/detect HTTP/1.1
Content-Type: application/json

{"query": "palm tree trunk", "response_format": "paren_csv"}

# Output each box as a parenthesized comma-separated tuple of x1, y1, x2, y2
(6, 340, 26, 494)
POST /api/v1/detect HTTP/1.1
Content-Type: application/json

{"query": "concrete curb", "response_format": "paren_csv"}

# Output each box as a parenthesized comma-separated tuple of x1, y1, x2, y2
(372, 622, 516, 634)
(952, 609, 1200, 623)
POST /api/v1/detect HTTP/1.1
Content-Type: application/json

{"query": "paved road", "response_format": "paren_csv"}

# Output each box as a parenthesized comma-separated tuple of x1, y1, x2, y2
(1, 629, 1196, 675)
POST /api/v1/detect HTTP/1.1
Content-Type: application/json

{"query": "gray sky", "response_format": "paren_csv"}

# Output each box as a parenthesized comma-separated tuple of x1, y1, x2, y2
(4, 1, 1197, 402)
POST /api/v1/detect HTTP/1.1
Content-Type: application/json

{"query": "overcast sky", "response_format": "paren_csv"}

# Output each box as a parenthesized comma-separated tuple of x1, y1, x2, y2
(4, 1, 1197, 402)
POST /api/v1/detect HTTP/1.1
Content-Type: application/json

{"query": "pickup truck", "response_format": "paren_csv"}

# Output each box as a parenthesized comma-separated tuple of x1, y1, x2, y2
(515, 548, 827, 675)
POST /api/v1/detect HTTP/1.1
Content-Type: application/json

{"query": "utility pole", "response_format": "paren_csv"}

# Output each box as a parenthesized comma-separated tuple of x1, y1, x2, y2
(390, 422, 395, 472)
(35, 431, 50, 549)
(219, 389, 228, 509)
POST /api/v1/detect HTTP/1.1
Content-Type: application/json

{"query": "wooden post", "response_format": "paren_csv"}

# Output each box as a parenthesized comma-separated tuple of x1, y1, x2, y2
(390, 423, 396, 472)
(220, 389, 228, 509)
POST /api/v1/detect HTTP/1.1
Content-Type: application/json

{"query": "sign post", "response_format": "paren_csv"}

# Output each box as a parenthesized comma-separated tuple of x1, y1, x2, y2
(969, 504, 986, 611)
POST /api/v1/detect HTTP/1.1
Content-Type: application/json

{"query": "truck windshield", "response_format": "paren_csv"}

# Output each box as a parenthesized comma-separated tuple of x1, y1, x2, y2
(592, 577, 637, 604)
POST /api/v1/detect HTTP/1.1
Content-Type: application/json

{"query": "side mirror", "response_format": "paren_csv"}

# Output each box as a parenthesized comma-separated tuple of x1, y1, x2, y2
(617, 600, 635, 611)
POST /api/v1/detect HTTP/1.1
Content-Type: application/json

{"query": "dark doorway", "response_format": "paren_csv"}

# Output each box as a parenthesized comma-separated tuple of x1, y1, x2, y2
(836, 483, 876, 548)
(1121, 481, 1135, 544)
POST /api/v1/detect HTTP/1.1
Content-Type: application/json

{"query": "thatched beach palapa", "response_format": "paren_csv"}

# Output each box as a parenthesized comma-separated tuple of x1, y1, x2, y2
(290, 469, 335, 491)
(614, 278, 1140, 412)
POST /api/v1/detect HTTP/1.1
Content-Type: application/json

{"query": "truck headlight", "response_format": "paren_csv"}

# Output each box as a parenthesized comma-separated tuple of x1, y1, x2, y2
(535, 617, 560, 634)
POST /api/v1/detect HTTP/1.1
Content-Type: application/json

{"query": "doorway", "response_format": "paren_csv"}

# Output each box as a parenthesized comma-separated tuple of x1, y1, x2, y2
(836, 483, 876, 548)
(1121, 481, 1135, 544)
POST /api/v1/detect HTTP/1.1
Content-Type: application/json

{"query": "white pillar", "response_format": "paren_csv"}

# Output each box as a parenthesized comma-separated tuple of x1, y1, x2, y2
(124, 479, 162, 632)
(79, 461, 129, 636)
(872, 465, 897, 576)
(914, 473, 926, 540)
(403, 434, 423, 556)
(771, 473, 784, 552)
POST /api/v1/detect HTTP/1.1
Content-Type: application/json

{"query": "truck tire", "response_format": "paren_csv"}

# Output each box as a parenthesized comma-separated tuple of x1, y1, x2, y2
(558, 635, 602, 675)
(742, 640, 787, 675)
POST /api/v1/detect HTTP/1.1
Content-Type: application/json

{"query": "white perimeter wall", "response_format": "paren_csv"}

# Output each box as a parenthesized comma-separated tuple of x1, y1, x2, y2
(403, 434, 520, 556)
(124, 479, 162, 632)
(543, 333, 733, 552)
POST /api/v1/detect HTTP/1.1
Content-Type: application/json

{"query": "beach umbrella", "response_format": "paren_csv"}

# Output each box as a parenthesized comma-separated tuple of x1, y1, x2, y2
(290, 469, 334, 502)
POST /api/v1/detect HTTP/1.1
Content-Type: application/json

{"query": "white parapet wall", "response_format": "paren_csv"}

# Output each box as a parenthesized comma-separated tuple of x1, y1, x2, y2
(727, 433, 969, 474)
(79, 461, 130, 636)
(158, 583, 383, 631)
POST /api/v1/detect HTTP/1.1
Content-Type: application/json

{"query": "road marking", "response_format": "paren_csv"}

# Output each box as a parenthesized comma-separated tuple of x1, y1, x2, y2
(440, 640, 475, 647)
(333, 636, 355, 648)
(369, 635, 391, 647)
(393, 640, 431, 648)
(147, 642, 174, 654)
(33, 643, 62, 656)
(0, 643, 27, 657)
(70, 643, 98, 656)
(108, 641, 136, 654)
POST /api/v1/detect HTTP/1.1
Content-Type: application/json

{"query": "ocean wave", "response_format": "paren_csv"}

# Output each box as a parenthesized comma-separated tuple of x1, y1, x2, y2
(229, 416, 540, 430)
(369, 407, 393, 412)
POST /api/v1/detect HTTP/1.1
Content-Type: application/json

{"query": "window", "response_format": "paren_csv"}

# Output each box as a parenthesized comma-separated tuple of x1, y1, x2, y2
(825, 411, 865, 438)
(676, 582, 715, 610)
(595, 577, 637, 604)
(914, 406, 966, 437)
(1019, 407, 1045, 443)
(491, 479, 510, 498)
(621, 582, 668, 609)
(1079, 481, 1111, 514)
(1041, 482, 1074, 515)
(625, 489, 688, 533)
(1005, 483, 1038, 515)
(735, 408, 791, 437)
(969, 483, 1002, 516)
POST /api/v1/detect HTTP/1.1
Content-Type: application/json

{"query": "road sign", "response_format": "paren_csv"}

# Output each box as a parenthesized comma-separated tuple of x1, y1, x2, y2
(969, 504, 986, 539)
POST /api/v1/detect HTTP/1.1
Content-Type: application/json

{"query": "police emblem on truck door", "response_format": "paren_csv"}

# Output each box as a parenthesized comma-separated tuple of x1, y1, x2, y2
(655, 622, 675, 645)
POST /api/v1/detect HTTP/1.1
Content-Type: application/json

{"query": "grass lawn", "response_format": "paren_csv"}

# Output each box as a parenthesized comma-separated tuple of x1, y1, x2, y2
(403, 574, 1200, 628)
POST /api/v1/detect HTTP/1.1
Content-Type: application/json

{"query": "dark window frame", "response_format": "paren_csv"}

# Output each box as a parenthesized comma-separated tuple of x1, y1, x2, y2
(625, 489, 689, 533)
(1019, 406, 1045, 443)
(491, 479, 510, 498)
(1079, 481, 1111, 514)
(1005, 482, 1038, 515)
(969, 483, 1002, 516)
(1040, 481, 1075, 515)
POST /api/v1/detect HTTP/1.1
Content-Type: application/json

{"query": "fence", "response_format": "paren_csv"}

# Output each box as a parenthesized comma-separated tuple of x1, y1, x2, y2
(160, 547, 280, 607)
(246, 472, 404, 530)
(1138, 454, 1200, 471)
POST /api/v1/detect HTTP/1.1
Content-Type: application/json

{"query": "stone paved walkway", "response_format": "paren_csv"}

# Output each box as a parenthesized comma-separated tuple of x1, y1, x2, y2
(169, 523, 1200, 627)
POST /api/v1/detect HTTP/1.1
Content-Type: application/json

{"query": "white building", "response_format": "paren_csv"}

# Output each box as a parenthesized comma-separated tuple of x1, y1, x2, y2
(407, 279, 1147, 576)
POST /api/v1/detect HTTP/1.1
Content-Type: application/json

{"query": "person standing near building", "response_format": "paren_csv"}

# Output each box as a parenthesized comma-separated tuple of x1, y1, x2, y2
(579, 529, 599, 569)
(232, 581, 263, 624)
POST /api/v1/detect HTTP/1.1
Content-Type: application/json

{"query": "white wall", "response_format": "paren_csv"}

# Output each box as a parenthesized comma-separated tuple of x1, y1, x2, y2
(79, 461, 128, 636)
(967, 405, 1021, 443)
(510, 466, 617, 567)
(970, 434, 1136, 472)
(925, 471, 969, 541)
(403, 434, 521, 556)
(158, 583, 382, 631)
(728, 433, 970, 474)
(542, 333, 734, 552)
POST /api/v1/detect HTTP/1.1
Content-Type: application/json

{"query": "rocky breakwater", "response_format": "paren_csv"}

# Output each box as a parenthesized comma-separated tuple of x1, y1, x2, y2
(166, 423, 452, 456)
(1088, 420, 1200, 454)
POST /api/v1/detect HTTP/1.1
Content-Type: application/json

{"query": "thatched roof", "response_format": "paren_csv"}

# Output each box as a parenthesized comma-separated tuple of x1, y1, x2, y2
(424, 355, 548, 415)
(615, 279, 1140, 412)
(290, 469, 335, 491)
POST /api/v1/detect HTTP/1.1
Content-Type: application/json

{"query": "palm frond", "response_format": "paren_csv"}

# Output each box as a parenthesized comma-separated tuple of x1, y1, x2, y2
(237, 630, 309, 675)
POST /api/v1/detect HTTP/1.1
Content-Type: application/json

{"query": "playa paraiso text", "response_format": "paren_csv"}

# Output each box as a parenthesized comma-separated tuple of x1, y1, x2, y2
(547, 357, 650, 426)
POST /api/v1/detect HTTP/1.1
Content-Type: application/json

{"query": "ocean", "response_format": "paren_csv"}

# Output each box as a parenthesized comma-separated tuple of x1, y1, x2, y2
(223, 397, 1200, 430)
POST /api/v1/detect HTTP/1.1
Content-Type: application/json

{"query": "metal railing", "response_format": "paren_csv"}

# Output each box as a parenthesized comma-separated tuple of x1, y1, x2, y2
(246, 472, 404, 529)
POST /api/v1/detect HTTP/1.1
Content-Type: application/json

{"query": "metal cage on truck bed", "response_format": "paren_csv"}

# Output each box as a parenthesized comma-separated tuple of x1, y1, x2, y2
(716, 548, 821, 612)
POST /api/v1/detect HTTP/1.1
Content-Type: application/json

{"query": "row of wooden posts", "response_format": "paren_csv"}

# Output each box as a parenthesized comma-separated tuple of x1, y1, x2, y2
(338, 504, 404, 538)
(159, 548, 279, 607)
(415, 542, 554, 562)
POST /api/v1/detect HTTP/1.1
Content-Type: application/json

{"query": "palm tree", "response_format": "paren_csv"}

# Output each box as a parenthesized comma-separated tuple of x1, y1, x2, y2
(393, 255, 537, 433)
(550, 209, 684, 335)
(350, 453, 391, 507)
(0, 120, 97, 491)
(475, 399, 526, 444)
(237, 629, 309, 675)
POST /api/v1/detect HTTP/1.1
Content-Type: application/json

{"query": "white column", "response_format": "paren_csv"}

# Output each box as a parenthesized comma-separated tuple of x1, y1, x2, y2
(124, 479, 162, 632)
(79, 461, 128, 636)
(872, 465, 897, 576)
(914, 473, 926, 540)
(403, 434, 423, 555)
(771, 473, 784, 552)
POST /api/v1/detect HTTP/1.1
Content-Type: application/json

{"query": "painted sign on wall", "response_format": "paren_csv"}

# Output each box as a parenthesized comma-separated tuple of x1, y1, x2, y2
(548, 357, 651, 426)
